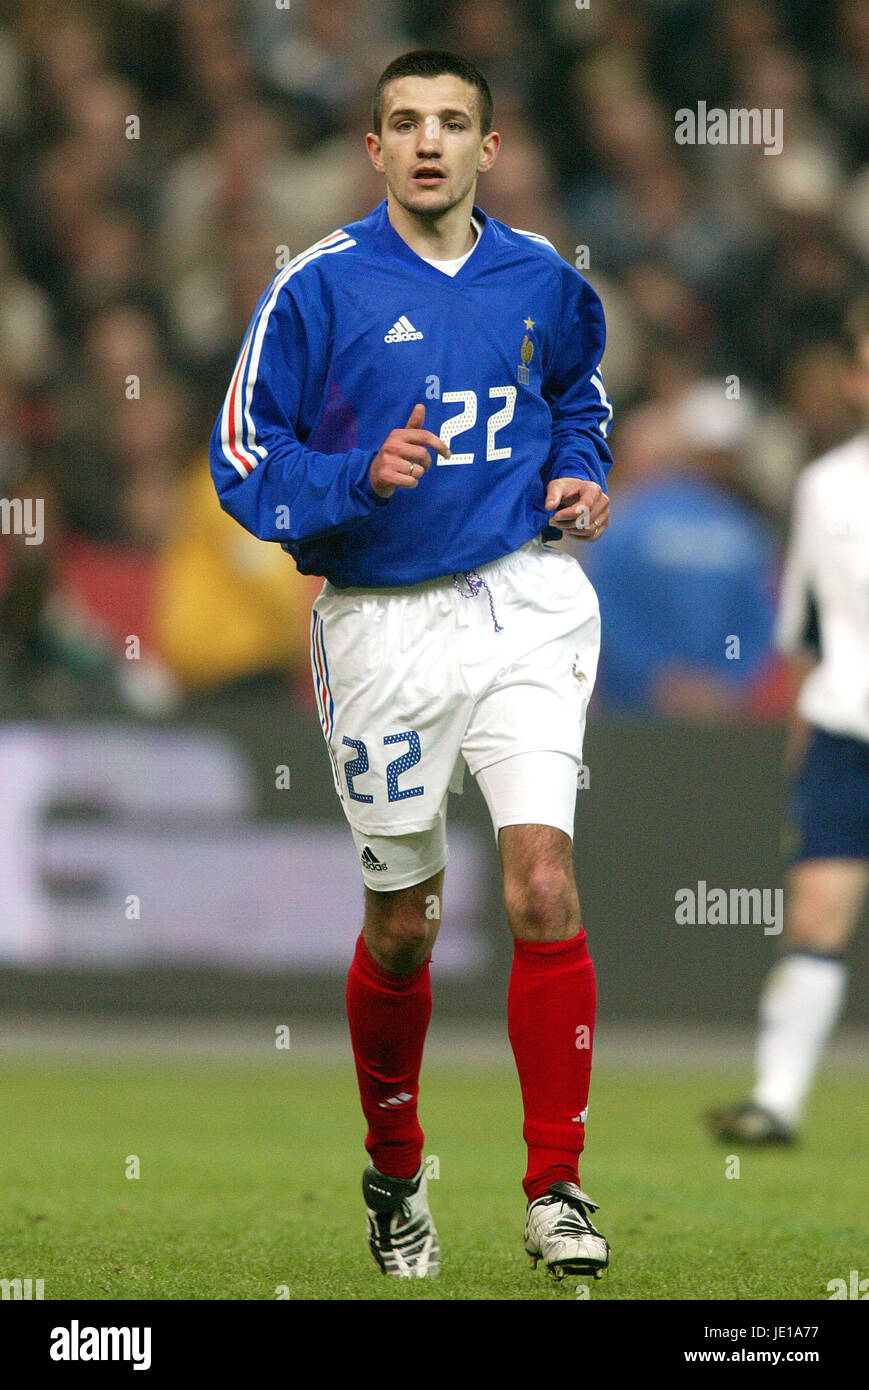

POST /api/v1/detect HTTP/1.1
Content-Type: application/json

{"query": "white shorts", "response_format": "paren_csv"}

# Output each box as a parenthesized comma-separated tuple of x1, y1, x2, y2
(309, 535, 600, 890)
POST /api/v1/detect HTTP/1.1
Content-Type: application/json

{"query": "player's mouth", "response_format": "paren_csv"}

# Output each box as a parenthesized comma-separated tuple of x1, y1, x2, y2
(411, 166, 448, 186)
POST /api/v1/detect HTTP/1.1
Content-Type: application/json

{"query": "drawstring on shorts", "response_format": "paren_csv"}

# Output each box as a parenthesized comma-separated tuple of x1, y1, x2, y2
(453, 569, 503, 633)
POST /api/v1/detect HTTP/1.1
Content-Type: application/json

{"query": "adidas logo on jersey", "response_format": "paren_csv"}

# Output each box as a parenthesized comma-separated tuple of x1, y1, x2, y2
(361, 845, 388, 871)
(384, 316, 423, 343)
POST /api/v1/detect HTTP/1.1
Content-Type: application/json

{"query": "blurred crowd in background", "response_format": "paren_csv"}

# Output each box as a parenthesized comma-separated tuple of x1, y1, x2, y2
(0, 0, 866, 722)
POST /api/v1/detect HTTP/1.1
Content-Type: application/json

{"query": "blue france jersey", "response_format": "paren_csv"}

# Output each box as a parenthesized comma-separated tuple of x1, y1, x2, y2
(210, 200, 613, 587)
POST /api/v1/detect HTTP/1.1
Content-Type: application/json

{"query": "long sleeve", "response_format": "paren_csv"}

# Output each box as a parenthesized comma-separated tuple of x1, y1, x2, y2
(209, 270, 389, 545)
(542, 271, 613, 491)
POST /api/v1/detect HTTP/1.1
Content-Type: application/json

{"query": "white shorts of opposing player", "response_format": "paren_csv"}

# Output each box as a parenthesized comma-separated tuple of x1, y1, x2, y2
(310, 535, 601, 890)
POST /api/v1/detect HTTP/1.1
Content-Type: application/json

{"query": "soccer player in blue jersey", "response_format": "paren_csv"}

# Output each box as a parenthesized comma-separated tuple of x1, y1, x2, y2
(210, 50, 614, 1281)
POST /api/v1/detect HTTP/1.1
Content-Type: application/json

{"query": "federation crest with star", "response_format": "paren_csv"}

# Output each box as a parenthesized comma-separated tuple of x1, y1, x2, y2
(518, 316, 535, 384)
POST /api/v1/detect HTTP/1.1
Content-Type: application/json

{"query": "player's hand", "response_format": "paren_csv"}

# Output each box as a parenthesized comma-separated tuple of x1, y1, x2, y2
(370, 404, 450, 499)
(544, 478, 609, 541)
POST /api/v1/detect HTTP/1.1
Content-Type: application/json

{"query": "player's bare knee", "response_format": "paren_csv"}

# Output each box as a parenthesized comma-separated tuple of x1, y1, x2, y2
(785, 884, 852, 952)
(364, 917, 435, 974)
(784, 910, 848, 954)
(504, 862, 577, 941)
(363, 883, 440, 973)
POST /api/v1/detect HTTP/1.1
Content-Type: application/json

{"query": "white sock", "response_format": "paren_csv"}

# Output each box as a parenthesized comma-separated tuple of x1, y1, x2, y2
(752, 951, 847, 1127)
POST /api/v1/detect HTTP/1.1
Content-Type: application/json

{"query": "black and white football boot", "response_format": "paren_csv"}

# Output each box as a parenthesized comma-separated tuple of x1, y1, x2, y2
(362, 1162, 441, 1278)
(706, 1101, 796, 1145)
(524, 1181, 610, 1281)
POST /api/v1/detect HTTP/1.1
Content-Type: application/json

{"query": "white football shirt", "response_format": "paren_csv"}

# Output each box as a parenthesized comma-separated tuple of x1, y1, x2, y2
(776, 430, 869, 741)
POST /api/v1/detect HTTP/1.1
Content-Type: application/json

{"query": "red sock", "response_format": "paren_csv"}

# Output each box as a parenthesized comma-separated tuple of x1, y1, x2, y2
(508, 929, 596, 1202)
(345, 933, 432, 1180)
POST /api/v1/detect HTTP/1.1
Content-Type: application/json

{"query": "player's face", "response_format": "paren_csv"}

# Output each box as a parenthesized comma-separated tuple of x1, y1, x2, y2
(367, 75, 498, 218)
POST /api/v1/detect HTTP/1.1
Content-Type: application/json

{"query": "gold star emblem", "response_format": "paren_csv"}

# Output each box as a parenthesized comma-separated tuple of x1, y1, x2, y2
(524, 316, 535, 330)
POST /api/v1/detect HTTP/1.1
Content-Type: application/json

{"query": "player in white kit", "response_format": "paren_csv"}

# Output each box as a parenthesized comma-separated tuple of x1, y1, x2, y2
(709, 297, 869, 1144)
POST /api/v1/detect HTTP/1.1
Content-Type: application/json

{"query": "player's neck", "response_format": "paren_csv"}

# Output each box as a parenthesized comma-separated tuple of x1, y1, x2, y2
(386, 191, 479, 262)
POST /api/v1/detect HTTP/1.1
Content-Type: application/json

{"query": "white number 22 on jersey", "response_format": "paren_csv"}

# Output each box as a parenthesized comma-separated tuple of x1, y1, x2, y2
(438, 386, 516, 465)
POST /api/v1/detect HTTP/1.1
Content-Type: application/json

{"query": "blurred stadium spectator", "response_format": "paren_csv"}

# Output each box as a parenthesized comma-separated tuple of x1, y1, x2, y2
(583, 382, 778, 719)
(152, 452, 323, 705)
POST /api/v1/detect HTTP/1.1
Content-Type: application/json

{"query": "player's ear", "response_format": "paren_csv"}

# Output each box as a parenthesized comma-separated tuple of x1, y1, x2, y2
(477, 130, 500, 174)
(365, 132, 385, 172)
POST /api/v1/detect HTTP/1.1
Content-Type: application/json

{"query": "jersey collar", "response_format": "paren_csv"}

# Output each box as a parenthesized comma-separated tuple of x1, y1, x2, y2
(368, 198, 495, 283)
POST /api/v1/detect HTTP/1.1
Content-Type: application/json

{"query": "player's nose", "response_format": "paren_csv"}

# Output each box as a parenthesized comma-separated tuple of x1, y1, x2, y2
(416, 123, 443, 154)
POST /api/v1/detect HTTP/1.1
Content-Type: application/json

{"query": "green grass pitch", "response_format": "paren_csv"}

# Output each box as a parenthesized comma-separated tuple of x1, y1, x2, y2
(2, 1057, 865, 1301)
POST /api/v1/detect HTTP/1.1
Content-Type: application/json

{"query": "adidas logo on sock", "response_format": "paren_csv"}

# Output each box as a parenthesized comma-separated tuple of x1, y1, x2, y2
(361, 845, 388, 871)
(384, 316, 423, 343)
(378, 1091, 413, 1109)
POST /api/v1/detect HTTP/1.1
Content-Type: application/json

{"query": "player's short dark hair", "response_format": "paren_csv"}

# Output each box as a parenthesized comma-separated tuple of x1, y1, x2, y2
(844, 295, 869, 362)
(371, 50, 493, 136)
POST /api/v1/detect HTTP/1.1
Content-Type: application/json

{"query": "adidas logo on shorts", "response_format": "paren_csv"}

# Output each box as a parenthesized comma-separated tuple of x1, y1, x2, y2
(384, 316, 424, 343)
(361, 845, 388, 871)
